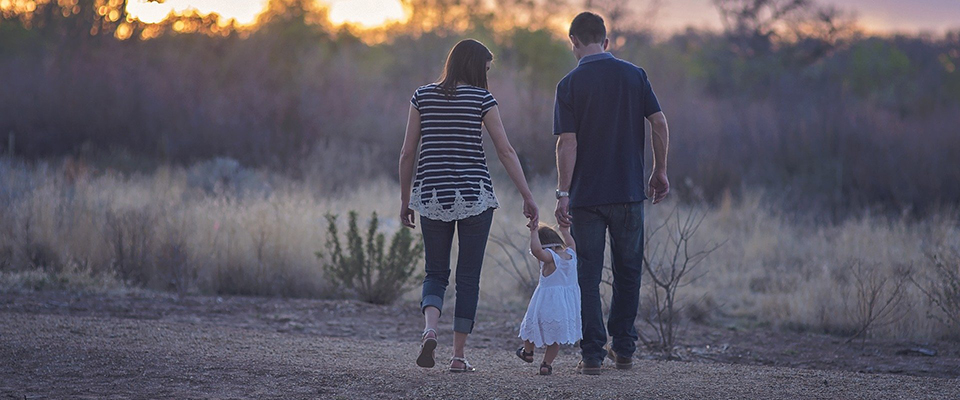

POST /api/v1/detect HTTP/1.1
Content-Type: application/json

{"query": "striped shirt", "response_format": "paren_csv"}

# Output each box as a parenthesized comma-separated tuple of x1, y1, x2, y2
(409, 84, 500, 222)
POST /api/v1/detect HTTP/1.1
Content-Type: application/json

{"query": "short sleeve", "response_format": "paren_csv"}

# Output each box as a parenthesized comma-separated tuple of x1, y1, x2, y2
(553, 78, 576, 135)
(410, 88, 421, 110)
(641, 70, 662, 117)
(480, 91, 497, 116)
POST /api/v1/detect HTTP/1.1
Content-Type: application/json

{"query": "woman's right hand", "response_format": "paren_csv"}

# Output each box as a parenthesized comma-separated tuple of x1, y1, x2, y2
(400, 204, 416, 229)
(526, 217, 538, 231)
(523, 197, 539, 228)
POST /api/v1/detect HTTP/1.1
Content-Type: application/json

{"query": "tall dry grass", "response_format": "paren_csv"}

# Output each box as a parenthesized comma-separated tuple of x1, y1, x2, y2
(0, 159, 956, 340)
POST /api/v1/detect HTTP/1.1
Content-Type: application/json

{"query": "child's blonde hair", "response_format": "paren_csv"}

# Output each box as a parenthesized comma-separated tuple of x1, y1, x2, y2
(538, 225, 565, 248)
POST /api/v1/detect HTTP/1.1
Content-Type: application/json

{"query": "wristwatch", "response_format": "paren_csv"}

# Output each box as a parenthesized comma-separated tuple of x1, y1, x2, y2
(556, 190, 570, 199)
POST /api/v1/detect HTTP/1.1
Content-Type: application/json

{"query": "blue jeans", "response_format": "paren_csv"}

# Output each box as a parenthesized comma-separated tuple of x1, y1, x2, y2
(571, 202, 644, 363)
(419, 208, 494, 334)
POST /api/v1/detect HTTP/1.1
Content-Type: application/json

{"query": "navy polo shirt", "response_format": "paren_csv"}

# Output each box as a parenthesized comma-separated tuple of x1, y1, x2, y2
(553, 52, 662, 208)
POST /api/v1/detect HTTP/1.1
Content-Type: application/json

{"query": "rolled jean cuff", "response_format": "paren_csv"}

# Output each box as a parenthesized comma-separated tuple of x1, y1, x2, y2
(453, 317, 474, 334)
(421, 295, 443, 315)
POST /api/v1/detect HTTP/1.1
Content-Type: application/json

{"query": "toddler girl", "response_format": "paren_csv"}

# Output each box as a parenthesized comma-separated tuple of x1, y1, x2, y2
(516, 222, 582, 375)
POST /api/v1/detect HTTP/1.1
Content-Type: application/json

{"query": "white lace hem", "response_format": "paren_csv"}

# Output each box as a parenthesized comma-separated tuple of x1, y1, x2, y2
(519, 318, 582, 348)
(410, 185, 499, 222)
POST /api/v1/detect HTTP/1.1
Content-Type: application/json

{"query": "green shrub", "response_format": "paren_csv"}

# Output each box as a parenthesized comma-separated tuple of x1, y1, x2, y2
(317, 211, 423, 304)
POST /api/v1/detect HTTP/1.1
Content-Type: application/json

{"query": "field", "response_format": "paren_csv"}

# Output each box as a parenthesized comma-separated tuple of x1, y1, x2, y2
(2, 160, 958, 343)
(3, 0, 960, 397)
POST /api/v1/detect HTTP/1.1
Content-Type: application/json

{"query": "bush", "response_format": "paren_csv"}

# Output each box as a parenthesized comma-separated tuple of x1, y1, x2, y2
(104, 209, 155, 285)
(640, 208, 722, 357)
(913, 247, 960, 339)
(155, 230, 194, 295)
(317, 211, 423, 305)
(842, 261, 910, 345)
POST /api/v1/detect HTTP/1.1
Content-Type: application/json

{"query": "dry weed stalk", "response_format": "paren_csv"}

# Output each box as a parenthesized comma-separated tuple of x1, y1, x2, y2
(911, 248, 960, 336)
(104, 209, 155, 285)
(488, 227, 540, 296)
(641, 208, 722, 355)
(844, 261, 909, 344)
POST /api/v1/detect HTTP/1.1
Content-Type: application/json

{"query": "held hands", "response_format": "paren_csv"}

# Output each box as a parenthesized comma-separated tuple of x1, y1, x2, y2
(554, 197, 572, 228)
(648, 169, 670, 204)
(523, 196, 539, 228)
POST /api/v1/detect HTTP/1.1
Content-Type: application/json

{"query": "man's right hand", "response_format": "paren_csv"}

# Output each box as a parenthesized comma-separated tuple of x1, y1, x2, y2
(648, 169, 669, 204)
(555, 197, 572, 227)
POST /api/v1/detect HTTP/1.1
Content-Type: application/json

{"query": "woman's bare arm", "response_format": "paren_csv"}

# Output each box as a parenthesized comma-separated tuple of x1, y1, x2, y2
(482, 105, 538, 226)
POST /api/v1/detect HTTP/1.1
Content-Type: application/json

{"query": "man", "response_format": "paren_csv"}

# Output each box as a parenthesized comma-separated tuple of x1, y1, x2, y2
(553, 11, 670, 375)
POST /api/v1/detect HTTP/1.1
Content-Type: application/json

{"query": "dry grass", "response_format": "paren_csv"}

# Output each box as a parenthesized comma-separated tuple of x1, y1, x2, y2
(0, 160, 956, 340)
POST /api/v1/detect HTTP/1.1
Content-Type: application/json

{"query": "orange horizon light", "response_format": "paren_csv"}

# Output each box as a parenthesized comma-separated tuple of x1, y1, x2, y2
(123, 0, 408, 29)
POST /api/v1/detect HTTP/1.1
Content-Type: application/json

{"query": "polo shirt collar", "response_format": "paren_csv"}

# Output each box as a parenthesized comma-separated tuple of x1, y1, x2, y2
(578, 52, 614, 66)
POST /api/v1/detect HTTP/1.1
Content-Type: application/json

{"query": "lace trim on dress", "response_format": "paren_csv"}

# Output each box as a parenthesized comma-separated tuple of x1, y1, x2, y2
(519, 318, 582, 347)
(410, 185, 499, 222)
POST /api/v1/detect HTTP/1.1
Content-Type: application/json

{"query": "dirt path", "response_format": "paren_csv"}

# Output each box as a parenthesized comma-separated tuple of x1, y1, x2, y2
(1, 292, 957, 399)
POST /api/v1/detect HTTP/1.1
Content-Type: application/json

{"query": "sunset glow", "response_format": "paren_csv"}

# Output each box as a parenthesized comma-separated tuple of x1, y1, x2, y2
(125, 0, 267, 25)
(117, 0, 960, 33)
(328, 0, 407, 27)
(124, 0, 408, 28)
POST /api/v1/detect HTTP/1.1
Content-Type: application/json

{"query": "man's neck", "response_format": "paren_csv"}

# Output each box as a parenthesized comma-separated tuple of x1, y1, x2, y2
(577, 44, 606, 60)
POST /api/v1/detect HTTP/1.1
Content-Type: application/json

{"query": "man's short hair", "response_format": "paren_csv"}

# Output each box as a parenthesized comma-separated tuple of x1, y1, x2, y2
(569, 12, 606, 46)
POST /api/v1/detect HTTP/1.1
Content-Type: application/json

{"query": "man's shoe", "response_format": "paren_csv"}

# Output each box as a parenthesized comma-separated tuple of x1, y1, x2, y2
(607, 347, 634, 370)
(576, 359, 602, 375)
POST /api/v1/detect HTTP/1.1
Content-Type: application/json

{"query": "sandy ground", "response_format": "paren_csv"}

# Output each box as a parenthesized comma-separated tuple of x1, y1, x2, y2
(1, 292, 958, 399)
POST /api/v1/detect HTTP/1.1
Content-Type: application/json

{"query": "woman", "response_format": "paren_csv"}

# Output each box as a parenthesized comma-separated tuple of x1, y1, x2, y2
(399, 39, 538, 372)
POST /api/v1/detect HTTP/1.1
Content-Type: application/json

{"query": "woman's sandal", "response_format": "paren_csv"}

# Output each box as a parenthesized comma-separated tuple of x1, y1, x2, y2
(538, 362, 553, 376)
(416, 329, 438, 368)
(449, 356, 476, 373)
(516, 347, 534, 363)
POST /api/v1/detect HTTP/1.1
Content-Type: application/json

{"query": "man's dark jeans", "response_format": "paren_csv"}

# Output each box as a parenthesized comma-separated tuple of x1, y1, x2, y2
(571, 202, 644, 363)
(419, 208, 494, 334)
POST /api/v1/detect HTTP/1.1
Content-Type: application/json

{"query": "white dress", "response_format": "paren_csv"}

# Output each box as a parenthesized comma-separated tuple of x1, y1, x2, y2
(518, 248, 582, 347)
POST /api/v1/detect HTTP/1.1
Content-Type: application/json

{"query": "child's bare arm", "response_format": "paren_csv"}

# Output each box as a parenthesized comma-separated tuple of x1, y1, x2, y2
(529, 222, 553, 263)
(559, 225, 576, 252)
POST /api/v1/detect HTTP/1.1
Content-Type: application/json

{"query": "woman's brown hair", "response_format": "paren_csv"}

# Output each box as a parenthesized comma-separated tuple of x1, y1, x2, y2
(437, 39, 493, 96)
(538, 225, 565, 248)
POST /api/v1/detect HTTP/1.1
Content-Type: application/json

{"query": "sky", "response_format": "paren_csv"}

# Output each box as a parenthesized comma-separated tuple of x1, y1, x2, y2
(648, 0, 960, 34)
(125, 0, 407, 27)
(124, 0, 960, 34)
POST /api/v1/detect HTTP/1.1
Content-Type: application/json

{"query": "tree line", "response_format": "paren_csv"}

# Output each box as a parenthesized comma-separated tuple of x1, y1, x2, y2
(1, 0, 958, 216)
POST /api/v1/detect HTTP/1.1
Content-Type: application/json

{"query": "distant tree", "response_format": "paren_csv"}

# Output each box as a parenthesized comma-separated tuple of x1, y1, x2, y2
(494, 0, 569, 31)
(781, 5, 858, 65)
(255, 0, 331, 29)
(713, 0, 856, 63)
(0, 0, 165, 41)
(583, 0, 662, 43)
(401, 0, 489, 36)
(714, 0, 810, 56)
